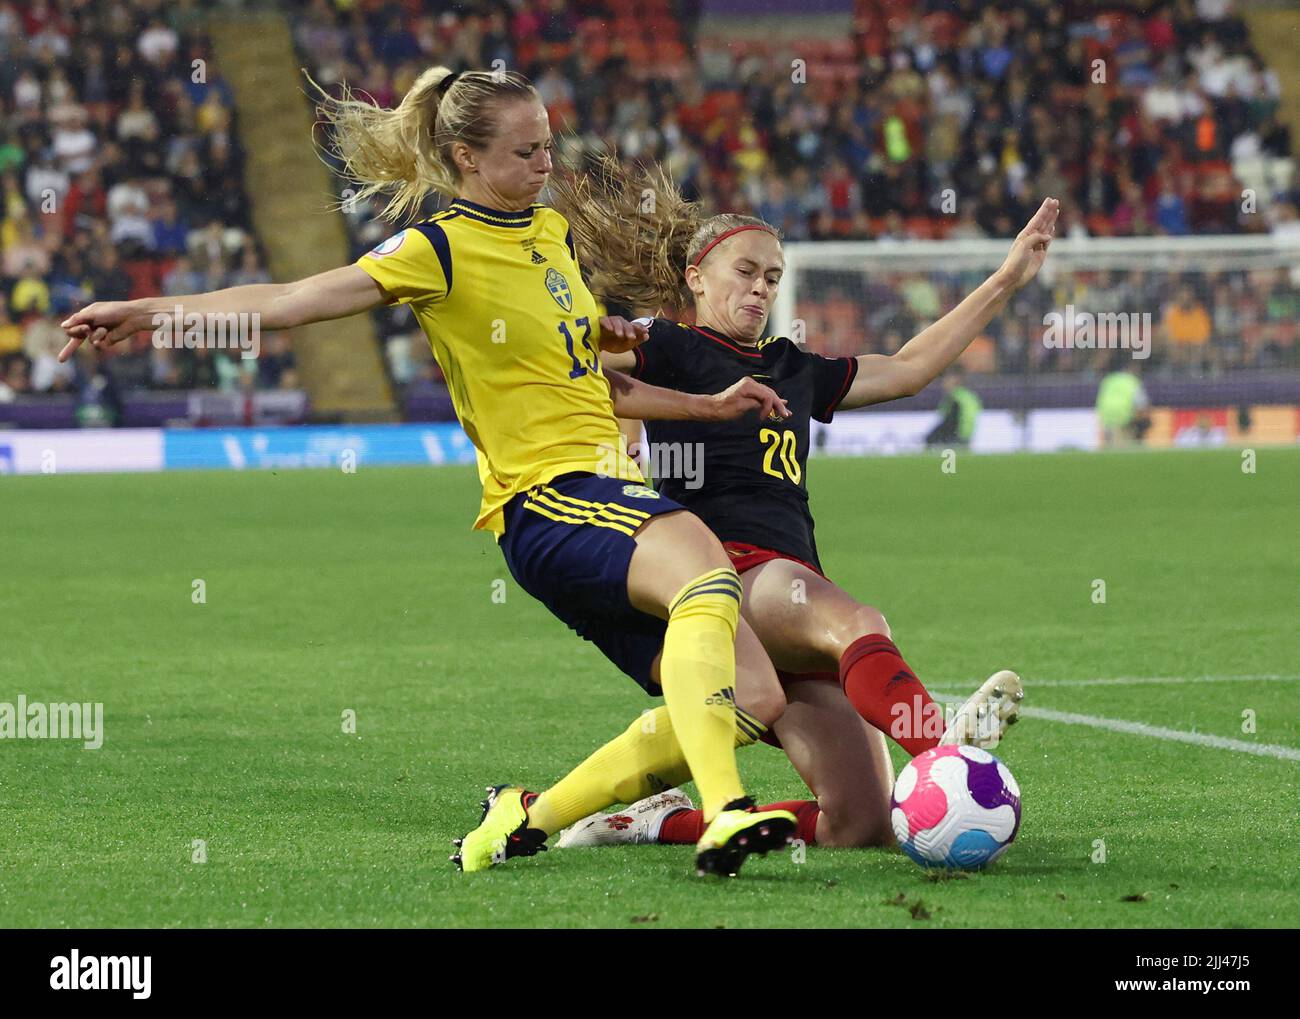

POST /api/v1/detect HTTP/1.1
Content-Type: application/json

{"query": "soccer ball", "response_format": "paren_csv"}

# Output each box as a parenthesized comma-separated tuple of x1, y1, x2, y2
(890, 745, 1021, 869)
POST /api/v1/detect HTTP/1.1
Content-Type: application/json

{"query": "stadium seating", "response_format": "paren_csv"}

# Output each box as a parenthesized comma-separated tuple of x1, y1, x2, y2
(0, 0, 299, 420)
(3, 0, 1296, 423)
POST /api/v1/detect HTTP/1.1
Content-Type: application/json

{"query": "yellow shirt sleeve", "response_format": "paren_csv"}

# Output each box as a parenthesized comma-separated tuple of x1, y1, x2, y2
(355, 226, 450, 306)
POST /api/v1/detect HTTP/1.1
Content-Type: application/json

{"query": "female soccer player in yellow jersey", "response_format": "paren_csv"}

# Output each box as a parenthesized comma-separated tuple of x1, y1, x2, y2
(56, 67, 803, 877)
(533, 163, 1055, 852)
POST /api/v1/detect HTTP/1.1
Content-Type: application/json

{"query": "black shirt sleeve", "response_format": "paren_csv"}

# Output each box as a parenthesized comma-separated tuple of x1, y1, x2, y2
(803, 350, 859, 422)
(629, 318, 686, 387)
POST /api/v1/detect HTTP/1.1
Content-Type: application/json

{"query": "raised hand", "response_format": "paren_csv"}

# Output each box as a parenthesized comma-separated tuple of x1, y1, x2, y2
(996, 197, 1060, 292)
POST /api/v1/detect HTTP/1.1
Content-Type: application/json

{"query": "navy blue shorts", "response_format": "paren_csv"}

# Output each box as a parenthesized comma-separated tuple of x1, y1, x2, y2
(499, 473, 681, 693)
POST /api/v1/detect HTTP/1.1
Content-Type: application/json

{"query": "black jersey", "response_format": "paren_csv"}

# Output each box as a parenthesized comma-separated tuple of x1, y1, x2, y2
(628, 319, 858, 569)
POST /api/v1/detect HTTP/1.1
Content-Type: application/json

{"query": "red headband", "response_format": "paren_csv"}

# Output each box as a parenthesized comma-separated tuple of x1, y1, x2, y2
(690, 224, 772, 268)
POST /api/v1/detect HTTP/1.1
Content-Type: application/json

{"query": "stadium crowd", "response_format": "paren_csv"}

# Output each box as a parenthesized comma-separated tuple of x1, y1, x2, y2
(0, 0, 293, 415)
(300, 0, 1294, 240)
(297, 0, 1298, 393)
(2, 0, 1296, 415)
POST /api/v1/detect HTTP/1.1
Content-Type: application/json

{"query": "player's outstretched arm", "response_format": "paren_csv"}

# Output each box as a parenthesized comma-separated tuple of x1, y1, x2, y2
(57, 264, 389, 363)
(837, 197, 1059, 410)
(605, 369, 789, 423)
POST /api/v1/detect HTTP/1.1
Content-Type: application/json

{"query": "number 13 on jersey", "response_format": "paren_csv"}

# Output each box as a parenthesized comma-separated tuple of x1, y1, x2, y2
(557, 318, 598, 379)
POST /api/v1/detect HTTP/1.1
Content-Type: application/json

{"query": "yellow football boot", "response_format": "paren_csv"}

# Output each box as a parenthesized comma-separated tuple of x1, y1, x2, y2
(695, 799, 797, 877)
(451, 785, 548, 872)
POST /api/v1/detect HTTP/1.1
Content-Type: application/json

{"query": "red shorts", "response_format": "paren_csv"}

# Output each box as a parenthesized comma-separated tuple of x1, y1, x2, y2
(722, 541, 838, 699)
(722, 541, 825, 579)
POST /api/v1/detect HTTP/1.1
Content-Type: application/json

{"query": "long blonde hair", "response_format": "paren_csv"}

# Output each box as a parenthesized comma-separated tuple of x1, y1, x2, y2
(307, 66, 538, 224)
(548, 154, 780, 314)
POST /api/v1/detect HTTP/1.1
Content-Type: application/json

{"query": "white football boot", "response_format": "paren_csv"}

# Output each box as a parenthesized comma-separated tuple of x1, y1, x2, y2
(939, 670, 1024, 750)
(555, 789, 694, 848)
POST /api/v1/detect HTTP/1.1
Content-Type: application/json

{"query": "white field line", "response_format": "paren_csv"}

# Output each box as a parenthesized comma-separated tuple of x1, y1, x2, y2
(1013, 705, 1300, 762)
(931, 684, 1300, 763)
(1017, 674, 1300, 689)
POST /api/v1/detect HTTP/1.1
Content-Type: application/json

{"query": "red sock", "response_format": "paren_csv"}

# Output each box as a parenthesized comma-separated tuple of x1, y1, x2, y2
(839, 633, 941, 756)
(657, 808, 704, 843)
(657, 801, 821, 845)
(762, 800, 821, 844)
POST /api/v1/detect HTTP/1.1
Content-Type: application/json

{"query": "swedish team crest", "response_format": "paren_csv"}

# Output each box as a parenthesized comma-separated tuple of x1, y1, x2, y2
(622, 484, 660, 500)
(545, 267, 573, 311)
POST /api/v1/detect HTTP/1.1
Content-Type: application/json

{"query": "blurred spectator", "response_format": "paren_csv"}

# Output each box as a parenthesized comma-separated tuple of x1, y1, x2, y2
(1269, 202, 1300, 241)
(258, 332, 297, 390)
(1097, 362, 1152, 447)
(90, 248, 131, 303)
(25, 314, 72, 392)
(0, 302, 22, 355)
(1152, 173, 1191, 235)
(150, 201, 189, 256)
(925, 368, 982, 448)
(52, 106, 96, 175)
(162, 254, 202, 296)
(0, 354, 32, 401)
(107, 175, 154, 251)
(229, 246, 271, 287)
(1163, 286, 1214, 369)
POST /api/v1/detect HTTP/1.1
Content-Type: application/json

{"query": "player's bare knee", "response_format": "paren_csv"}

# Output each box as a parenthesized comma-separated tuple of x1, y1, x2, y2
(817, 794, 892, 848)
(814, 813, 872, 848)
(848, 811, 895, 849)
(665, 511, 731, 574)
(832, 603, 890, 650)
(856, 604, 890, 637)
(826, 816, 893, 849)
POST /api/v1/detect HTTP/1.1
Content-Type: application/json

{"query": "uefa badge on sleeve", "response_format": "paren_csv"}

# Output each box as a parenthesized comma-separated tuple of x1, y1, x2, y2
(368, 231, 407, 258)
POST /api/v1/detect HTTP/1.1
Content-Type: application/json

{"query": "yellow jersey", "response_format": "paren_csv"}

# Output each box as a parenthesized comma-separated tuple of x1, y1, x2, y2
(356, 198, 643, 534)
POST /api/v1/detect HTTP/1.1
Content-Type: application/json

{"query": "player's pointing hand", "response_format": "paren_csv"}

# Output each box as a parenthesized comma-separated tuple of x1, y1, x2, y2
(708, 377, 790, 423)
(58, 300, 156, 363)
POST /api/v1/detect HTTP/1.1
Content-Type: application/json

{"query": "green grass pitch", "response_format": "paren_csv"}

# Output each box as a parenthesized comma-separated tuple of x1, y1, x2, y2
(1, 447, 1297, 928)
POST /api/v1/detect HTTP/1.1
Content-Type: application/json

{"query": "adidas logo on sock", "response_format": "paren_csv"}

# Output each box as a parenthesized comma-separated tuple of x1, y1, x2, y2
(704, 686, 736, 707)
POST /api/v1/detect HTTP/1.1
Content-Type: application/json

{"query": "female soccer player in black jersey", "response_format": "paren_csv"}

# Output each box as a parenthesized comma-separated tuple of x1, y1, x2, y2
(546, 163, 1057, 849)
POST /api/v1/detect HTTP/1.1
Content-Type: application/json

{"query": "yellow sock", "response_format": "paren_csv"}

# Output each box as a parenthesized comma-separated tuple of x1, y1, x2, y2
(657, 567, 747, 821)
(528, 708, 689, 834)
(527, 704, 769, 835)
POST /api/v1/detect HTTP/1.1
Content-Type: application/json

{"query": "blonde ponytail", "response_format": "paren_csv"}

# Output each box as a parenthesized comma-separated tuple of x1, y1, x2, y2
(307, 66, 538, 225)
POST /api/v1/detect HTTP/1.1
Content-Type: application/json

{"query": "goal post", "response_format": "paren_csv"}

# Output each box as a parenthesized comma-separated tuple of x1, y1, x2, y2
(772, 235, 1300, 451)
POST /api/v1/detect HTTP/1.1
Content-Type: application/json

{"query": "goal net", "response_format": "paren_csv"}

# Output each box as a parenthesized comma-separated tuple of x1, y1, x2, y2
(772, 236, 1300, 453)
